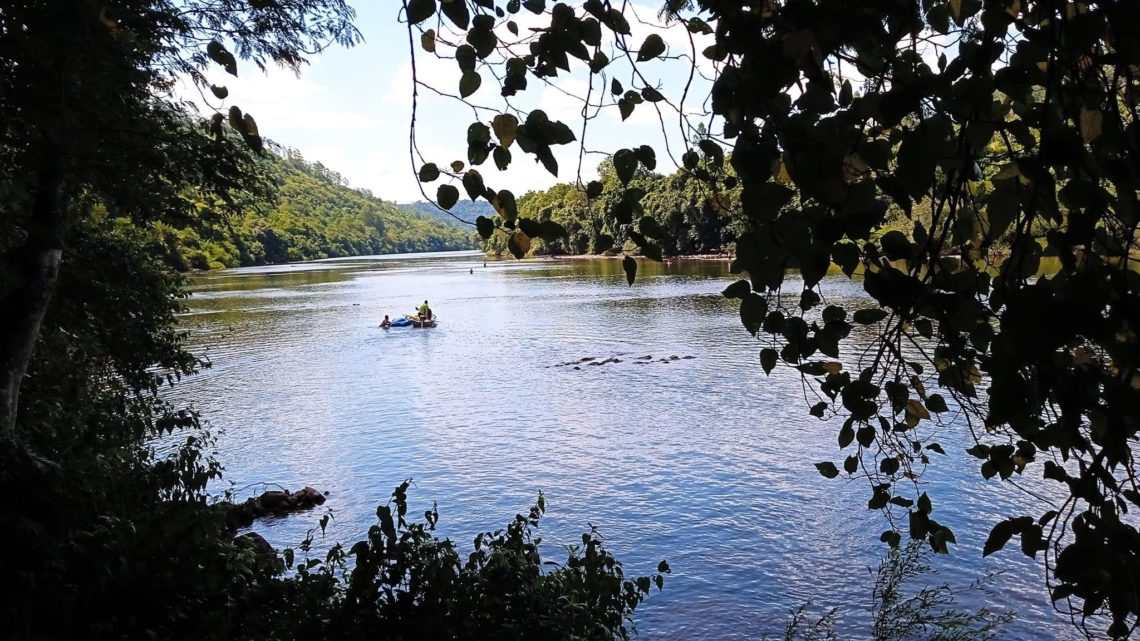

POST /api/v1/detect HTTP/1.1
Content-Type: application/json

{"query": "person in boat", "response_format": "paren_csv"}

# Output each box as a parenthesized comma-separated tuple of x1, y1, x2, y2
(417, 300, 432, 322)
(380, 315, 391, 329)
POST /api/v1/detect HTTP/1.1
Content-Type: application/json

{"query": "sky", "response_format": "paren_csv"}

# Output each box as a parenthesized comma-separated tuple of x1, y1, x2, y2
(181, 2, 718, 204)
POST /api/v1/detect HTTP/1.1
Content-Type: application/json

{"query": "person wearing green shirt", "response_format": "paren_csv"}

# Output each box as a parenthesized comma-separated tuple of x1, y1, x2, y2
(418, 300, 430, 321)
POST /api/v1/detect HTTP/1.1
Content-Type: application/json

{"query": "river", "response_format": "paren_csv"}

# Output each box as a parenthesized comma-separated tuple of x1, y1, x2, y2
(172, 250, 1080, 640)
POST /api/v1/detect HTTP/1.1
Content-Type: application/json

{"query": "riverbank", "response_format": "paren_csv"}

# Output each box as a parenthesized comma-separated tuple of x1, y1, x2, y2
(488, 251, 734, 262)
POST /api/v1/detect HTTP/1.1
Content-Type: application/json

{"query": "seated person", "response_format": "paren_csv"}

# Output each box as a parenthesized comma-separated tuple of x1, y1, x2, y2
(380, 315, 391, 328)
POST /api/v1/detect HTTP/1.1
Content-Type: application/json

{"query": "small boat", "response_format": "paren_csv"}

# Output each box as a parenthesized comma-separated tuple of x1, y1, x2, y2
(387, 317, 413, 328)
(404, 314, 437, 328)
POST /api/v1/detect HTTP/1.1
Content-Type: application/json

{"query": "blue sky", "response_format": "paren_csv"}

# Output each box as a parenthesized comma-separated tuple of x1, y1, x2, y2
(184, 2, 716, 203)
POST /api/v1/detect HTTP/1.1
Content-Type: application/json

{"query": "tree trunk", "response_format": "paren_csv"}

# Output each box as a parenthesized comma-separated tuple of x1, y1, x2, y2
(0, 141, 66, 438)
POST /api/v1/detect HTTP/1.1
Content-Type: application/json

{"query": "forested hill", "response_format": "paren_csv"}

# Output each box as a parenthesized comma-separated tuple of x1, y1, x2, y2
(154, 152, 478, 270)
(401, 199, 493, 225)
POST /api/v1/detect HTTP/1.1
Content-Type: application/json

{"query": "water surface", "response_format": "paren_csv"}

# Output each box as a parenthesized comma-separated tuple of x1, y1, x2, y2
(173, 250, 1079, 640)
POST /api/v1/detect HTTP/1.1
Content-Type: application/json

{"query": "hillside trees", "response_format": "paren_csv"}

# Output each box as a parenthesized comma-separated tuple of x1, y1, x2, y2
(0, 0, 359, 433)
(402, 0, 1140, 636)
(155, 151, 477, 270)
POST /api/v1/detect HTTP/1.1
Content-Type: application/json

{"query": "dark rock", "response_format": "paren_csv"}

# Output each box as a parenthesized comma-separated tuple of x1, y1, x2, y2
(682, 355, 696, 359)
(235, 531, 275, 557)
(258, 490, 293, 513)
(233, 486, 329, 524)
(669, 355, 680, 360)
(292, 486, 325, 509)
(637, 355, 653, 360)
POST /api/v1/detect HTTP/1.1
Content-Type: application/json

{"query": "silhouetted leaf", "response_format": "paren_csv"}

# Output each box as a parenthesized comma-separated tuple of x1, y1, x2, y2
(437, 184, 459, 209)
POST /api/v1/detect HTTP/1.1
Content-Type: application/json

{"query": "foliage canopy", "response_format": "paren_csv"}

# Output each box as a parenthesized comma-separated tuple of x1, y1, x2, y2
(403, 0, 1140, 636)
(1, 3, 666, 640)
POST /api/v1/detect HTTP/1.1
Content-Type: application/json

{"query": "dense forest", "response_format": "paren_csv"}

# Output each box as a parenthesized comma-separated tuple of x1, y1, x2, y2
(481, 159, 749, 258)
(401, 198, 492, 225)
(153, 147, 477, 271)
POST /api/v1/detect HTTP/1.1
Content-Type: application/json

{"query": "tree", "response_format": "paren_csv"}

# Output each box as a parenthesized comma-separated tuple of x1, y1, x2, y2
(0, 0, 360, 435)
(402, 0, 1140, 636)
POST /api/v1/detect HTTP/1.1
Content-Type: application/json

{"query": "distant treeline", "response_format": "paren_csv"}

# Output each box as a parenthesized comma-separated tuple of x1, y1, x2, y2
(152, 151, 478, 270)
(482, 159, 749, 258)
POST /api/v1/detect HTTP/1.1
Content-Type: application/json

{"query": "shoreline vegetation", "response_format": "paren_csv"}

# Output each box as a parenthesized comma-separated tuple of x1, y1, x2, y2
(153, 147, 478, 272)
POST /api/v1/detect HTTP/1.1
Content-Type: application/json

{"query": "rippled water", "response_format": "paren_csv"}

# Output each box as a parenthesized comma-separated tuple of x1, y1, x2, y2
(172, 250, 1080, 640)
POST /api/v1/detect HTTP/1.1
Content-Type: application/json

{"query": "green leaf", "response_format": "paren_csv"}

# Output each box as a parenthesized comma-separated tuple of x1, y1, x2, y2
(815, 462, 840, 479)
(539, 220, 566, 242)
(639, 215, 663, 239)
(838, 423, 855, 448)
(698, 139, 723, 168)
(437, 184, 459, 210)
(917, 492, 932, 515)
(227, 105, 244, 132)
(207, 40, 238, 76)
(983, 519, 1016, 557)
(853, 308, 888, 324)
(494, 190, 518, 221)
(880, 230, 913, 261)
(604, 8, 631, 34)
(459, 71, 481, 98)
(722, 280, 751, 299)
(636, 33, 666, 61)
(462, 170, 485, 200)
(518, 217, 542, 238)
(467, 121, 490, 146)
(440, 0, 470, 29)
(456, 45, 477, 73)
(622, 255, 637, 286)
(739, 294, 766, 335)
(925, 394, 949, 413)
(418, 163, 440, 182)
(618, 98, 635, 121)
(760, 348, 778, 375)
(406, 0, 437, 24)
(475, 215, 494, 239)
(493, 146, 511, 171)
(613, 149, 637, 184)
(466, 20, 497, 58)
(838, 80, 852, 107)
(634, 145, 656, 171)
(507, 231, 530, 259)
(594, 234, 614, 253)
(492, 114, 518, 149)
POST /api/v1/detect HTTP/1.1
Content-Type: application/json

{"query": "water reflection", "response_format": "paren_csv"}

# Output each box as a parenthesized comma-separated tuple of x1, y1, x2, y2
(170, 250, 1078, 640)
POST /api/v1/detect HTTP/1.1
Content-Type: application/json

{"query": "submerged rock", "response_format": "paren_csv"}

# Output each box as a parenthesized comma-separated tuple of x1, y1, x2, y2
(233, 486, 328, 526)
(234, 531, 275, 557)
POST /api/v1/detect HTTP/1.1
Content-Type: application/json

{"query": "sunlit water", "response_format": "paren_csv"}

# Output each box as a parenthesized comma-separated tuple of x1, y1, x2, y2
(171, 250, 1080, 640)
